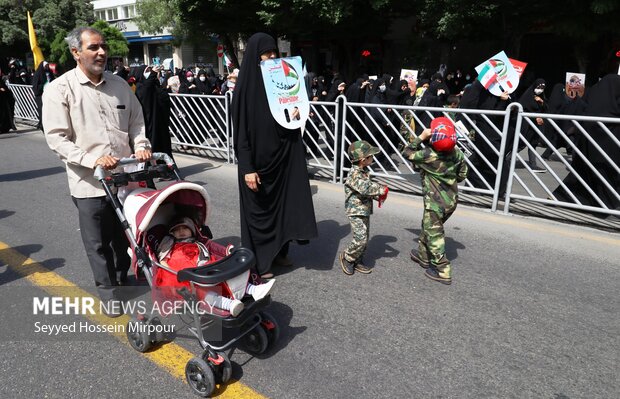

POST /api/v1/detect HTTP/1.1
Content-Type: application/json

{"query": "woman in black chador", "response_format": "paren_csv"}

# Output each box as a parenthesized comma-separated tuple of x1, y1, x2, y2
(134, 65, 172, 157)
(553, 74, 620, 210)
(518, 79, 548, 172)
(458, 80, 514, 193)
(542, 83, 586, 159)
(231, 32, 318, 279)
(0, 75, 16, 133)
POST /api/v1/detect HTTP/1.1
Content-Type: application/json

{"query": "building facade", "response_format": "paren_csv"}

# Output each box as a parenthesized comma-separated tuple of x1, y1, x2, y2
(92, 0, 223, 74)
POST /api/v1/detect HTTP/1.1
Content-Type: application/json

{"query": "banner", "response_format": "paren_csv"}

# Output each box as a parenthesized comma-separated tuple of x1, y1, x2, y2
(400, 69, 418, 83)
(565, 72, 585, 98)
(27, 11, 44, 69)
(509, 58, 528, 78)
(475, 51, 522, 96)
(260, 56, 309, 130)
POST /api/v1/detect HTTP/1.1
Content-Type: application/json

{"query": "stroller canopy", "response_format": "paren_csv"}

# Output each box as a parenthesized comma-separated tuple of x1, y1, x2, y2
(123, 182, 211, 241)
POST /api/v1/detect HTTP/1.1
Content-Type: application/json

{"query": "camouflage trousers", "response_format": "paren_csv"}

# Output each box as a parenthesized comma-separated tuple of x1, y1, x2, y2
(418, 208, 455, 278)
(344, 216, 370, 263)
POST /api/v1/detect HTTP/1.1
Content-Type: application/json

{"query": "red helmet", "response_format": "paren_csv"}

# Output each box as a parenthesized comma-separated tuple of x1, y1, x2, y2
(430, 117, 457, 152)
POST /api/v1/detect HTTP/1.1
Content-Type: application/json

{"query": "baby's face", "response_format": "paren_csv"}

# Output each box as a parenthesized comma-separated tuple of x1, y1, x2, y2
(171, 225, 192, 239)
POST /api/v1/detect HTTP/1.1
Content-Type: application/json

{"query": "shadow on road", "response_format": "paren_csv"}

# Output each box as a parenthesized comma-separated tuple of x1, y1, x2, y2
(0, 210, 15, 221)
(0, 243, 66, 286)
(178, 162, 219, 179)
(0, 166, 65, 182)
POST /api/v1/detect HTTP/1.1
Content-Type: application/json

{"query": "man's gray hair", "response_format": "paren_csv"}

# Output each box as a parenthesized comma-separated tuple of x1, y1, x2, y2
(65, 27, 104, 50)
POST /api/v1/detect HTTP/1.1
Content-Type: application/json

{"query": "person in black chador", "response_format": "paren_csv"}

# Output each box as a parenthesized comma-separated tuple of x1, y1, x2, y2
(517, 78, 548, 172)
(32, 61, 55, 130)
(231, 32, 318, 279)
(542, 83, 587, 159)
(364, 78, 392, 165)
(0, 73, 16, 133)
(134, 65, 172, 157)
(458, 80, 513, 193)
(553, 74, 620, 210)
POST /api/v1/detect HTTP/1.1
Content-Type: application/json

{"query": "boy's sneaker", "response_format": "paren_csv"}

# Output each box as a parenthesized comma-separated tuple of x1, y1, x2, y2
(339, 252, 354, 275)
(424, 268, 452, 285)
(409, 249, 430, 269)
(354, 262, 372, 274)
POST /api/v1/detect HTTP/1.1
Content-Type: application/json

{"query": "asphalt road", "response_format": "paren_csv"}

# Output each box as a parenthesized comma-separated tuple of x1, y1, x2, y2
(0, 128, 618, 399)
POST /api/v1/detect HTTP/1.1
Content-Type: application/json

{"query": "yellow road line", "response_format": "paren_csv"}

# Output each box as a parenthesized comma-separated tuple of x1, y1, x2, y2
(315, 180, 620, 246)
(0, 241, 266, 399)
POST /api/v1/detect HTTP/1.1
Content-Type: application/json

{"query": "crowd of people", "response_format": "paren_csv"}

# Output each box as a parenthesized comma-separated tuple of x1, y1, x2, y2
(2, 45, 619, 211)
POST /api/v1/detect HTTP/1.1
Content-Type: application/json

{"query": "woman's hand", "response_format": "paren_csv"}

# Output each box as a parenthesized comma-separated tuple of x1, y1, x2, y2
(245, 172, 261, 192)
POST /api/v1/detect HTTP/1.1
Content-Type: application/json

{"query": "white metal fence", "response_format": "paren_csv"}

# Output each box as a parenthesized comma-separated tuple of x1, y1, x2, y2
(8, 85, 619, 223)
(7, 83, 38, 122)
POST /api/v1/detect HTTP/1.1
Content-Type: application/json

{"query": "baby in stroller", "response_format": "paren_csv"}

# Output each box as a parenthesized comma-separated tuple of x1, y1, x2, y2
(156, 216, 275, 317)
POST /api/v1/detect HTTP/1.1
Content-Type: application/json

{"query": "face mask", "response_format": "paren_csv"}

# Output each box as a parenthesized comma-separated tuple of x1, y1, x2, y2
(187, 77, 194, 83)
(199, 76, 206, 82)
(379, 85, 386, 92)
(143, 71, 151, 79)
(534, 88, 544, 95)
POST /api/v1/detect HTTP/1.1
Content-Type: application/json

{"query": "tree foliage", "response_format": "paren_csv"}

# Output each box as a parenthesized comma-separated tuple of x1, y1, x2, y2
(91, 20, 129, 58)
(0, 0, 94, 65)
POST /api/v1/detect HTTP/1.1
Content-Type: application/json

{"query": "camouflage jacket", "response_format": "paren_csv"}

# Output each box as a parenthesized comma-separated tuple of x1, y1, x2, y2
(344, 165, 385, 216)
(404, 137, 468, 213)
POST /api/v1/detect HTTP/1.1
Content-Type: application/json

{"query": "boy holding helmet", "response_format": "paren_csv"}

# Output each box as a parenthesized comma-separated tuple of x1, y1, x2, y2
(402, 117, 468, 285)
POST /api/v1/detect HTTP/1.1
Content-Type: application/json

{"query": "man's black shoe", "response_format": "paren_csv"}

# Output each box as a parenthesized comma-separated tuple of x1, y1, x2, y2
(101, 300, 124, 318)
(424, 268, 452, 285)
(339, 252, 354, 275)
(409, 249, 430, 269)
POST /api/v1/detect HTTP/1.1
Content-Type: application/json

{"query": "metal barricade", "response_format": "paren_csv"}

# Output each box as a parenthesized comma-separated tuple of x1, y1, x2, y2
(169, 93, 230, 161)
(8, 84, 618, 223)
(7, 83, 38, 122)
(504, 105, 620, 217)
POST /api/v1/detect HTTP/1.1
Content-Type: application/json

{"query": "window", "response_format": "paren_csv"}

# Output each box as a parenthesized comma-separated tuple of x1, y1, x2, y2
(106, 8, 118, 21)
(95, 10, 105, 20)
(122, 5, 136, 19)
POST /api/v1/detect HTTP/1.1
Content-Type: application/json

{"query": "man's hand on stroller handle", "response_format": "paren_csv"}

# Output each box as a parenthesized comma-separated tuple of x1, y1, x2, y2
(94, 150, 152, 170)
(95, 155, 120, 170)
(135, 148, 152, 162)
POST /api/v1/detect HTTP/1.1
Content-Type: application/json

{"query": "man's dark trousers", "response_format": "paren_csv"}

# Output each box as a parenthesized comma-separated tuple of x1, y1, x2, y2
(72, 196, 130, 302)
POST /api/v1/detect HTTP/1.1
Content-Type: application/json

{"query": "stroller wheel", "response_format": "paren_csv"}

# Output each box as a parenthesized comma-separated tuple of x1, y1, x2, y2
(240, 324, 269, 356)
(126, 317, 152, 352)
(259, 311, 280, 349)
(185, 357, 215, 397)
(203, 350, 232, 384)
(216, 351, 232, 384)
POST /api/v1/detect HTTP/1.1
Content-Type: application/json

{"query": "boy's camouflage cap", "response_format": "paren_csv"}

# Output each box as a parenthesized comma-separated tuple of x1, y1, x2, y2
(348, 140, 380, 162)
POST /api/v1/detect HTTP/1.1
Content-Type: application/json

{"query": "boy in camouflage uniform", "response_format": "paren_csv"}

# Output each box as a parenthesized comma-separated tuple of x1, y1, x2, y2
(402, 117, 468, 285)
(340, 141, 389, 275)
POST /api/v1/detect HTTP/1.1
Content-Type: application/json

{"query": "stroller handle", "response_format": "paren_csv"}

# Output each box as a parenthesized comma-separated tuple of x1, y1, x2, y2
(94, 152, 174, 181)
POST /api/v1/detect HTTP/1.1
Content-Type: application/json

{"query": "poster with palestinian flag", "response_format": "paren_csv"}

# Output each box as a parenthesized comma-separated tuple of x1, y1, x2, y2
(260, 56, 309, 129)
(475, 51, 524, 96)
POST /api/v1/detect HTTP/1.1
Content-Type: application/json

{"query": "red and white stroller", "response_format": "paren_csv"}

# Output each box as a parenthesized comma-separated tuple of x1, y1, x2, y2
(95, 153, 279, 397)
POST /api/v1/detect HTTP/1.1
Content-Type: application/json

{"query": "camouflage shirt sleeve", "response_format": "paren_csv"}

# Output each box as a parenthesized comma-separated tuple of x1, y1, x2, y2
(347, 168, 384, 198)
(405, 137, 435, 165)
(457, 153, 468, 183)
